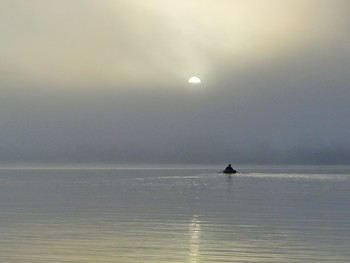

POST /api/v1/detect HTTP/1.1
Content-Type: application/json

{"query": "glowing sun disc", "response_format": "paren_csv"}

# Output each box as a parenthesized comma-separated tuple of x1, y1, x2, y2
(188, 76, 201, 84)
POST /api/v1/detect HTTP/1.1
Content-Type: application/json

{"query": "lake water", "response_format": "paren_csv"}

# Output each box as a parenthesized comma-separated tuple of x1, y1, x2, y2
(0, 166, 349, 262)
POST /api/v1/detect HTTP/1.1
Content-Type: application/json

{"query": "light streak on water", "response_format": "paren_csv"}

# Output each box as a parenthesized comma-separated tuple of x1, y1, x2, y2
(189, 215, 201, 262)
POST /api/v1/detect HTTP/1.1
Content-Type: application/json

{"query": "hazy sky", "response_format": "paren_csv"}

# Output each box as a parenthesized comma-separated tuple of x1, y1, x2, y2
(1, 0, 350, 166)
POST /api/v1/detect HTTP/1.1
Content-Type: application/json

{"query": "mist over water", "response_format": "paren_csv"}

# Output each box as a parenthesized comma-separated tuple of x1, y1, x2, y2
(2, 2, 349, 260)
(1, 1, 350, 166)
(1, 166, 349, 262)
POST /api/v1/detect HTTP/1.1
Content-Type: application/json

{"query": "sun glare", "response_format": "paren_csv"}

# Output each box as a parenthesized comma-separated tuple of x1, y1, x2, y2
(188, 76, 201, 84)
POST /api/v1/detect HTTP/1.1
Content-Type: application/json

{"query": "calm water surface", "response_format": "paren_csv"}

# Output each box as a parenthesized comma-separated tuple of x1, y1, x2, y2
(0, 166, 349, 262)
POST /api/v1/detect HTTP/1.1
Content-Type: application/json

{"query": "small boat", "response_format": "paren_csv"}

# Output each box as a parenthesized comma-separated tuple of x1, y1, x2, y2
(221, 164, 238, 174)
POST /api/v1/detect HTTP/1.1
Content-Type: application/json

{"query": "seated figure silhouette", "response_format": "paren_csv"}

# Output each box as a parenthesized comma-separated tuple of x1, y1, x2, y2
(222, 164, 237, 174)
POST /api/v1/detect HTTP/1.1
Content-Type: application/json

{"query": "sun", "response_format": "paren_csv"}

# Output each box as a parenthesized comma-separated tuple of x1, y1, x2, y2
(188, 76, 201, 84)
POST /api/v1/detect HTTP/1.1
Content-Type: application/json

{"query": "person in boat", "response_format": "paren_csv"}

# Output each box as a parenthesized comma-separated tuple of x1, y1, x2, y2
(222, 164, 237, 174)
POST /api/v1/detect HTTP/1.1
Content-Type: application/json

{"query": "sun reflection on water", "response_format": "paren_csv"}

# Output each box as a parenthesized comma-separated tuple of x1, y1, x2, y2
(189, 215, 201, 263)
